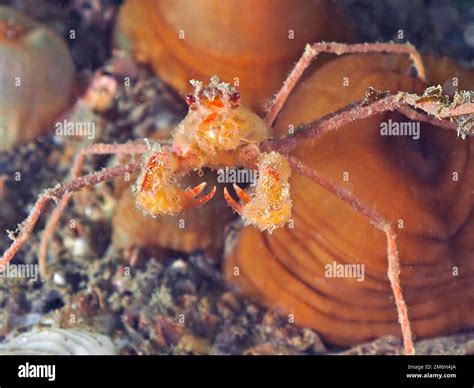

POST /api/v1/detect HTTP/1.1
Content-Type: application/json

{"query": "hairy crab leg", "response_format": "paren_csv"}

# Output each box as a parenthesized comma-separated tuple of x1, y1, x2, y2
(263, 91, 474, 154)
(38, 142, 149, 279)
(396, 106, 458, 130)
(0, 162, 142, 272)
(265, 42, 426, 126)
(286, 155, 414, 355)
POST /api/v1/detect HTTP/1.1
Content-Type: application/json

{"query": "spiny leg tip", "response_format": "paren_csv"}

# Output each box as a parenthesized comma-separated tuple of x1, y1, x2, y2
(223, 187, 243, 213)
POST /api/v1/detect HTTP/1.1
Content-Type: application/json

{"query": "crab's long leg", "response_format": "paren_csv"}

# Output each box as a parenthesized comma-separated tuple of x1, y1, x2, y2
(263, 91, 474, 154)
(38, 142, 148, 279)
(0, 162, 142, 273)
(286, 155, 414, 355)
(265, 42, 426, 126)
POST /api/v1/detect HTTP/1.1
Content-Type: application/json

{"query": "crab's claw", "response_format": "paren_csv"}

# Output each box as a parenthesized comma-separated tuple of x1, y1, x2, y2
(224, 152, 292, 232)
(134, 149, 216, 217)
(183, 181, 217, 208)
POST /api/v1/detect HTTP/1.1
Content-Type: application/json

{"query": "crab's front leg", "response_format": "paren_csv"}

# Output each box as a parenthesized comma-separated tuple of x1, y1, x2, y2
(224, 151, 292, 232)
(134, 147, 216, 217)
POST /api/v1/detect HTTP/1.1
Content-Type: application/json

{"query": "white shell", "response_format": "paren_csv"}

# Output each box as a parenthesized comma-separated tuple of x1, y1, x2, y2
(0, 327, 117, 355)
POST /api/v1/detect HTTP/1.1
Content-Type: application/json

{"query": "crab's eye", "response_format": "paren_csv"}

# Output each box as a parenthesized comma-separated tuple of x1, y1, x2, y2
(186, 94, 196, 106)
(230, 91, 240, 106)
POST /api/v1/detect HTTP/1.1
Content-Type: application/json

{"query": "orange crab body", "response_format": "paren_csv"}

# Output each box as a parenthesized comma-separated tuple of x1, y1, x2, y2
(132, 76, 292, 231)
(171, 78, 271, 162)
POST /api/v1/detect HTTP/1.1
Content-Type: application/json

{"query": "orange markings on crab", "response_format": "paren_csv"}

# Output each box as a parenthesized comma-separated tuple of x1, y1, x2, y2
(207, 98, 225, 108)
(139, 171, 152, 192)
(203, 111, 218, 124)
(139, 153, 166, 192)
(265, 166, 281, 181)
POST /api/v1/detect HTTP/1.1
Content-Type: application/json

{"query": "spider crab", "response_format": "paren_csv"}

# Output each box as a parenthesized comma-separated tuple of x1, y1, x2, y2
(1, 42, 473, 355)
(134, 75, 292, 232)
